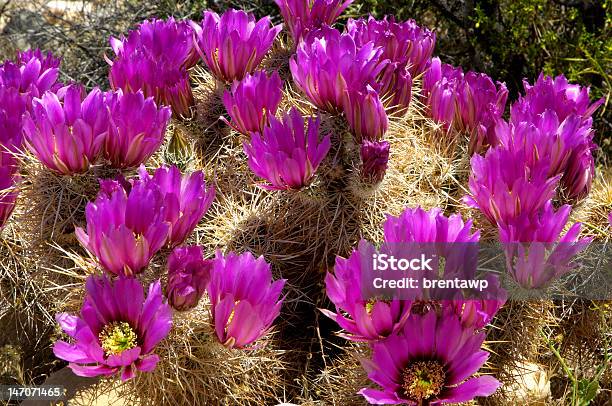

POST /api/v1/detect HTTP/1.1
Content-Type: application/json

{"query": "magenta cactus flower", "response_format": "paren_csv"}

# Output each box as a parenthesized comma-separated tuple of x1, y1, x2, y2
(75, 178, 170, 276)
(290, 26, 387, 112)
(465, 146, 560, 227)
(424, 74, 457, 125)
(22, 84, 108, 175)
(422, 58, 463, 124)
(274, 0, 353, 43)
(16, 49, 61, 72)
(377, 64, 412, 112)
(383, 206, 481, 279)
(109, 17, 198, 70)
(0, 156, 19, 230)
(360, 140, 390, 183)
(422, 57, 463, 93)
(0, 86, 27, 152)
(167, 245, 212, 311)
(446, 297, 505, 330)
(511, 73, 604, 125)
(191, 9, 282, 83)
(108, 50, 194, 117)
(208, 250, 286, 349)
(1, 49, 61, 98)
(382, 206, 505, 322)
(423, 58, 508, 154)
(496, 111, 596, 200)
(107, 17, 197, 117)
(499, 201, 580, 244)
(0, 88, 26, 227)
(333, 17, 428, 112)
(343, 85, 388, 142)
(222, 70, 283, 136)
(243, 108, 331, 190)
(499, 201, 592, 289)
(359, 311, 500, 404)
(347, 16, 436, 77)
(561, 142, 596, 201)
(383, 206, 480, 245)
(323, 239, 413, 342)
(53, 275, 172, 381)
(608, 211, 612, 228)
(138, 165, 215, 246)
(104, 90, 171, 168)
(461, 71, 509, 153)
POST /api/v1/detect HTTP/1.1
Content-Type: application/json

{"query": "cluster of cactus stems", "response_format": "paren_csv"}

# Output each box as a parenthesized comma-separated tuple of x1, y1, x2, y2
(0, 0, 608, 403)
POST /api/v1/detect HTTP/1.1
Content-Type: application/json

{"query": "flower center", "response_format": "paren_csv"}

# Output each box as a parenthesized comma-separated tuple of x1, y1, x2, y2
(98, 321, 138, 356)
(225, 300, 241, 329)
(365, 297, 390, 314)
(365, 299, 377, 314)
(401, 360, 446, 402)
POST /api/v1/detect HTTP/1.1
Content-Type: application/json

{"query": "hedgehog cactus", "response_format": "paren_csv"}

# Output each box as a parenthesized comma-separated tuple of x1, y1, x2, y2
(0, 155, 18, 230)
(208, 250, 286, 349)
(290, 26, 388, 113)
(222, 70, 283, 136)
(23, 84, 109, 175)
(104, 90, 172, 168)
(1, 6, 608, 406)
(275, 0, 354, 44)
(243, 108, 331, 190)
(191, 9, 282, 83)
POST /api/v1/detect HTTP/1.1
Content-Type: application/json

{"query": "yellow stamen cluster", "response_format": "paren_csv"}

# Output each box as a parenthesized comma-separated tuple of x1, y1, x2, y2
(365, 297, 391, 314)
(98, 321, 138, 356)
(225, 300, 241, 330)
(402, 360, 446, 402)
